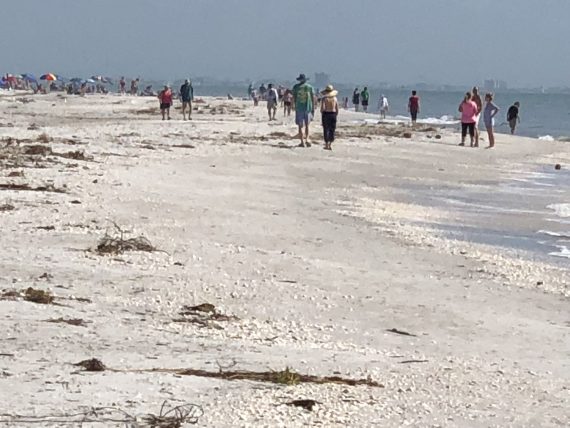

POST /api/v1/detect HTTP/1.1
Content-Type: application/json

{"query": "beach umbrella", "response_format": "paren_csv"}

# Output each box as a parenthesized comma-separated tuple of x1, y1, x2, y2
(22, 73, 38, 83)
(40, 73, 57, 81)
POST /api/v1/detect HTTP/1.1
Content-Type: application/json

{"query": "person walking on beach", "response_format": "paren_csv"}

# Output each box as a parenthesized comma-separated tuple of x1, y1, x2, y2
(458, 92, 478, 147)
(119, 77, 126, 94)
(158, 85, 173, 120)
(360, 87, 370, 112)
(352, 88, 360, 111)
(292, 73, 315, 147)
(378, 94, 389, 119)
(471, 87, 483, 146)
(320, 85, 339, 151)
(248, 83, 254, 99)
(266, 83, 279, 121)
(483, 93, 500, 148)
(180, 79, 194, 120)
(408, 90, 420, 125)
(283, 89, 293, 117)
(130, 78, 139, 96)
(259, 83, 267, 99)
(507, 102, 521, 134)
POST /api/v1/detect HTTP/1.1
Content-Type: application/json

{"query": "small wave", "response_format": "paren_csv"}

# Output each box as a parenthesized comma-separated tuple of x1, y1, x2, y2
(538, 135, 555, 141)
(420, 115, 459, 126)
(549, 245, 570, 259)
(547, 203, 570, 218)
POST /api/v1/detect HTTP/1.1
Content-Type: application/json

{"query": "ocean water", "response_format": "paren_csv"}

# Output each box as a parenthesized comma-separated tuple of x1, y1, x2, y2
(398, 166, 570, 263)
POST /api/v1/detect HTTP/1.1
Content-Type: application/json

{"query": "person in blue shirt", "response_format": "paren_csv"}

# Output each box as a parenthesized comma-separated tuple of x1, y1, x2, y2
(180, 79, 194, 120)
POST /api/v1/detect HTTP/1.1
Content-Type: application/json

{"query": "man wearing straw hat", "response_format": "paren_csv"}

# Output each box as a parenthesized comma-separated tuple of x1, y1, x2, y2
(292, 73, 315, 147)
(320, 85, 339, 150)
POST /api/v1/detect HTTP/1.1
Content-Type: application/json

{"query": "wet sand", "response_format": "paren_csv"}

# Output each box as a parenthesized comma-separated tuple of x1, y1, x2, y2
(0, 92, 568, 427)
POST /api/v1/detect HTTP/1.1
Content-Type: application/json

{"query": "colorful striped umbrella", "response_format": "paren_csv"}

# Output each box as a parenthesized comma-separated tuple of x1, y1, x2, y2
(40, 73, 57, 81)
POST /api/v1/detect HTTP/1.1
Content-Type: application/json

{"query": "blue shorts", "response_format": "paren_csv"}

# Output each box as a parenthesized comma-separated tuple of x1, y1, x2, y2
(295, 110, 312, 126)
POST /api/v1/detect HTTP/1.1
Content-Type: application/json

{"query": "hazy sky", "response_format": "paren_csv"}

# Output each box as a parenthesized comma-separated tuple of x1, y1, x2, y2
(1, 0, 569, 87)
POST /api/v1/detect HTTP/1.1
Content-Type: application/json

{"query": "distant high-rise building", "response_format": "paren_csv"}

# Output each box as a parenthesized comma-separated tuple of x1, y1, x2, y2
(484, 79, 508, 92)
(314, 72, 330, 89)
(484, 79, 495, 91)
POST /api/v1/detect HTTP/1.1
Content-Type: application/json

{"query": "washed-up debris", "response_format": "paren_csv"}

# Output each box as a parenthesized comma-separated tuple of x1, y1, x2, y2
(174, 303, 238, 328)
(287, 399, 320, 411)
(46, 318, 89, 327)
(172, 144, 195, 149)
(7, 171, 23, 177)
(399, 359, 429, 364)
(0, 183, 66, 193)
(0, 204, 15, 212)
(555, 164, 561, 170)
(24, 145, 52, 156)
(268, 131, 290, 138)
(386, 328, 417, 337)
(37, 133, 52, 143)
(74, 358, 106, 372)
(0, 401, 203, 426)
(182, 303, 216, 314)
(35, 225, 55, 231)
(95, 223, 157, 255)
(24, 287, 54, 304)
(142, 401, 203, 427)
(1, 287, 58, 305)
(149, 366, 383, 388)
(54, 150, 90, 161)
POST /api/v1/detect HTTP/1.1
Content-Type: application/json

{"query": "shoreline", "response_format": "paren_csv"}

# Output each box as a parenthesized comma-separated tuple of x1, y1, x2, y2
(0, 93, 568, 427)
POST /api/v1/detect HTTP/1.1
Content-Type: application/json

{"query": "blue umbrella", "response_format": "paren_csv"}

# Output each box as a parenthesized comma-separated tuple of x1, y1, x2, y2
(22, 74, 37, 83)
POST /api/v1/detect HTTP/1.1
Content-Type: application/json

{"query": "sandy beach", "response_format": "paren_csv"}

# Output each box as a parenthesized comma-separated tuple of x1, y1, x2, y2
(0, 92, 568, 427)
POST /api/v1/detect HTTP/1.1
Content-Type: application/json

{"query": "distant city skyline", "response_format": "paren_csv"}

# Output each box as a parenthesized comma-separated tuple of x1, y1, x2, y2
(1, 0, 569, 88)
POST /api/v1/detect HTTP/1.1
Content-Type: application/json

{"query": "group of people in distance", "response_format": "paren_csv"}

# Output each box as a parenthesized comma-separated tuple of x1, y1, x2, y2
(351, 87, 371, 112)
(458, 86, 521, 148)
(142, 72, 524, 150)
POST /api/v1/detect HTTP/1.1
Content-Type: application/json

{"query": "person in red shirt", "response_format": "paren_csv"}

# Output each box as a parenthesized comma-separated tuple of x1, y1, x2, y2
(408, 90, 420, 125)
(158, 85, 173, 120)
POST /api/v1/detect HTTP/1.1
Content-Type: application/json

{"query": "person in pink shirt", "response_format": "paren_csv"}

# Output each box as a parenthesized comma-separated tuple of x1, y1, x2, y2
(458, 92, 478, 147)
(158, 85, 173, 120)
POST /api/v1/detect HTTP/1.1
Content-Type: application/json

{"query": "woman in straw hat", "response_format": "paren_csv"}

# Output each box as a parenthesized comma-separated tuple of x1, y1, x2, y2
(320, 85, 339, 150)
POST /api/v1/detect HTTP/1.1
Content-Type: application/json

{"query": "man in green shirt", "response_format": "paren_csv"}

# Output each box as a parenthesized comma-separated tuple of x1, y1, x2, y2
(292, 73, 315, 147)
(361, 87, 370, 112)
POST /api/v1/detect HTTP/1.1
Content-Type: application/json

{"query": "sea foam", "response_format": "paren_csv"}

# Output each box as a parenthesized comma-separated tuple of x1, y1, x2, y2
(548, 203, 570, 218)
